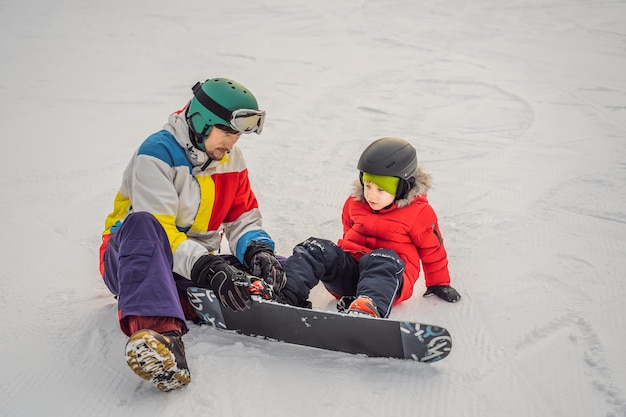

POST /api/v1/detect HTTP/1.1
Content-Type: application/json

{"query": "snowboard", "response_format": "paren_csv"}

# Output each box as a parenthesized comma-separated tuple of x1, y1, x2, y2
(187, 286, 452, 362)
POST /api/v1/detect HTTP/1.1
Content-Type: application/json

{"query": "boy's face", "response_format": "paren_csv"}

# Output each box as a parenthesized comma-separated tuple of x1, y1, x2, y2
(203, 127, 242, 160)
(363, 181, 395, 211)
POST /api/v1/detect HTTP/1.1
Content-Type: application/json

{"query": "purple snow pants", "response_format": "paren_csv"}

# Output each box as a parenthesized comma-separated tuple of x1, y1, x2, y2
(102, 212, 188, 335)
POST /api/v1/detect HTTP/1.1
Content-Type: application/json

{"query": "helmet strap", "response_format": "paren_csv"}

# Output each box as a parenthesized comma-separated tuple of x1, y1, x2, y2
(188, 126, 208, 152)
(185, 105, 211, 151)
(192, 81, 232, 122)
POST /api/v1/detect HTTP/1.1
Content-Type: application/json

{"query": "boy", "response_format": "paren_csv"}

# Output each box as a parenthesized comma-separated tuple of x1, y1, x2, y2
(279, 137, 460, 318)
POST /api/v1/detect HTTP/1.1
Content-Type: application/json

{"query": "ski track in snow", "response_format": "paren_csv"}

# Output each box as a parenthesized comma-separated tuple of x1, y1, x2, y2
(1, 0, 626, 416)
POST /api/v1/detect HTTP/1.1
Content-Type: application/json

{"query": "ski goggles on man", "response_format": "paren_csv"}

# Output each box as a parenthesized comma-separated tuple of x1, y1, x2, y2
(230, 108, 265, 134)
(191, 81, 265, 134)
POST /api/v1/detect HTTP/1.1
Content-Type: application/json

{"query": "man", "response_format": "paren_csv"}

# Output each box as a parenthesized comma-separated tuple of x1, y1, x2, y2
(99, 78, 285, 392)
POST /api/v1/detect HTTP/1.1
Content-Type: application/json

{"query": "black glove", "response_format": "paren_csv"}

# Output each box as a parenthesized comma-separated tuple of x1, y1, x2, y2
(191, 255, 252, 311)
(244, 241, 286, 292)
(423, 285, 461, 303)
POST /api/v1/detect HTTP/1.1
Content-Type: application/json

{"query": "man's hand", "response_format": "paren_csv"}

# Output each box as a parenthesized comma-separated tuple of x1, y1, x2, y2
(191, 255, 252, 311)
(244, 241, 286, 292)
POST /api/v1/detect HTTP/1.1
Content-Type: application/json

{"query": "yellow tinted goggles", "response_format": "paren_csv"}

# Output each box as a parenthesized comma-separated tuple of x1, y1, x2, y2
(230, 109, 265, 134)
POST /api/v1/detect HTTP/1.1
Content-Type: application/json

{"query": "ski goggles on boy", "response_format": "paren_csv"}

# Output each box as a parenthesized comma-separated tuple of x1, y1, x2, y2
(191, 81, 265, 134)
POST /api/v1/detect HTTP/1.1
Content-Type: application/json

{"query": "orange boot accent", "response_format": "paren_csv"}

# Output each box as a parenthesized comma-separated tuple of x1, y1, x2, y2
(347, 296, 380, 317)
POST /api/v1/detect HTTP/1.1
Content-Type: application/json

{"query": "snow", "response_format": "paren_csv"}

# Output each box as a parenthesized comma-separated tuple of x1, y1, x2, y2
(1, 0, 625, 415)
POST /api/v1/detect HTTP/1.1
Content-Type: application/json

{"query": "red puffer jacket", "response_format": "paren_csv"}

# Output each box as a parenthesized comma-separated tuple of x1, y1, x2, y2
(338, 167, 451, 304)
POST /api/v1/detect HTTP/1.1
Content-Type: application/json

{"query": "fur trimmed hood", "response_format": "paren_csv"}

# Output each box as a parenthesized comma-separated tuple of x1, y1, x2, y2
(351, 166, 432, 208)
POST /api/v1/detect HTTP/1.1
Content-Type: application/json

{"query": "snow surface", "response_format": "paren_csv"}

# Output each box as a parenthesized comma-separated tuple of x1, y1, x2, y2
(1, 0, 626, 416)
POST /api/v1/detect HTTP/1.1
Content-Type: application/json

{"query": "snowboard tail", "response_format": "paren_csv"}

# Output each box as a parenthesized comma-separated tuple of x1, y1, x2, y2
(187, 286, 451, 362)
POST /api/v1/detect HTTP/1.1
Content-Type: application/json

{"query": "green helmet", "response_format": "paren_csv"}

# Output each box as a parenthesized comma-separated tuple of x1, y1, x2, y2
(185, 78, 264, 146)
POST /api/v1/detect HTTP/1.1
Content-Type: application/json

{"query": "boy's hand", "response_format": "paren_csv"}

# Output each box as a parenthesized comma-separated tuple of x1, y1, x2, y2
(423, 285, 461, 303)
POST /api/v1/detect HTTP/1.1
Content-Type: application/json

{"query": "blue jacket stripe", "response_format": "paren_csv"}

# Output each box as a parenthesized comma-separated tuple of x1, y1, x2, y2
(236, 230, 276, 264)
(138, 130, 192, 173)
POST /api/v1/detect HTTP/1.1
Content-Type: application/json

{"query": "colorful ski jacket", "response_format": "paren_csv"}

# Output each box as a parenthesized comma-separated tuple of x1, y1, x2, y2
(100, 109, 274, 279)
(338, 166, 451, 303)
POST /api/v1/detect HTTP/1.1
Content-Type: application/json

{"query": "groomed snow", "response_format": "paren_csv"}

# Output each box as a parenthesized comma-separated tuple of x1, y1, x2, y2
(1, 1, 625, 416)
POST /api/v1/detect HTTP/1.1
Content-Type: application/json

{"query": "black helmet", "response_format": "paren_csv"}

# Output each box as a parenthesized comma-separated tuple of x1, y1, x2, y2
(357, 137, 418, 200)
(357, 137, 417, 180)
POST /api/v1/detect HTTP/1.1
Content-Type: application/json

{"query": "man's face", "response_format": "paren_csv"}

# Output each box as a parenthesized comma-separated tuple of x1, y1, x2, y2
(203, 127, 242, 160)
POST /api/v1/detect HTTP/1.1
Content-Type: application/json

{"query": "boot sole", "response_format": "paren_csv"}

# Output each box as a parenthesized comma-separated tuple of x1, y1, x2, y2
(125, 330, 191, 392)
